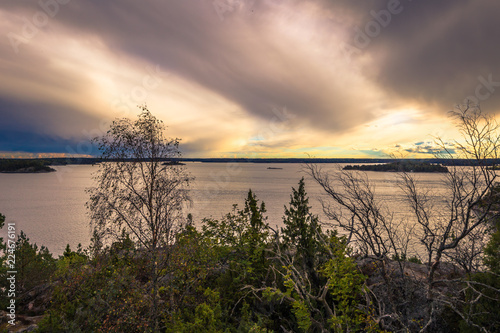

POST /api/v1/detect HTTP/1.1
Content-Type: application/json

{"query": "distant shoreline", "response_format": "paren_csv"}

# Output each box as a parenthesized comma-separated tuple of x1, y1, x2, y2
(2, 157, 500, 167)
(0, 168, 56, 174)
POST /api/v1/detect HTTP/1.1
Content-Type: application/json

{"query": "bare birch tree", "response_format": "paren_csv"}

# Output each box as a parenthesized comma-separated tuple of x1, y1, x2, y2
(87, 106, 192, 331)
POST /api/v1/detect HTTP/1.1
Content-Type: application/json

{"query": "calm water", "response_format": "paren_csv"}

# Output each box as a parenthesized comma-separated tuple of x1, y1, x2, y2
(0, 163, 449, 255)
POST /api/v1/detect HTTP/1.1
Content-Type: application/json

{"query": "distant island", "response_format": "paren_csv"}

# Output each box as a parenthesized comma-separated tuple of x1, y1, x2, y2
(0, 159, 56, 173)
(163, 160, 186, 166)
(343, 161, 449, 173)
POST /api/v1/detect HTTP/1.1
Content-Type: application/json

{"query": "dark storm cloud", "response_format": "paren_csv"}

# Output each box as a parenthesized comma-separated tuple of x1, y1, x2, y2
(0, 98, 102, 155)
(0, 129, 81, 154)
(0, 98, 99, 135)
(0, 16, 106, 155)
(337, 0, 500, 111)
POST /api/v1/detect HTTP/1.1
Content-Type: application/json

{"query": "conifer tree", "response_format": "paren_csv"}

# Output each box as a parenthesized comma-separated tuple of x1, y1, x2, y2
(281, 177, 322, 281)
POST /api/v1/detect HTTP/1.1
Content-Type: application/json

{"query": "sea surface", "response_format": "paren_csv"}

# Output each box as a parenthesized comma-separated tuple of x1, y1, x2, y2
(0, 163, 450, 255)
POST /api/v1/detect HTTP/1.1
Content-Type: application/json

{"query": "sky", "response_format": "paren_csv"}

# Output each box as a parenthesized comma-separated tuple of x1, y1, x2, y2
(1, 0, 500, 158)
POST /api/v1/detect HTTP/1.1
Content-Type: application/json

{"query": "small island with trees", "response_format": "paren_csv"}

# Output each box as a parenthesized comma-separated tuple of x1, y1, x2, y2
(0, 159, 56, 173)
(343, 161, 449, 173)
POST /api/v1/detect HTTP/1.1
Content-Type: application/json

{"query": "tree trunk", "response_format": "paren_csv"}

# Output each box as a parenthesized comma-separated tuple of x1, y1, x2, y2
(151, 249, 159, 332)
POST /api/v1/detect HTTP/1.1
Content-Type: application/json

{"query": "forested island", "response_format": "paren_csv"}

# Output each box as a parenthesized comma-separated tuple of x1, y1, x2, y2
(0, 159, 56, 173)
(343, 161, 449, 173)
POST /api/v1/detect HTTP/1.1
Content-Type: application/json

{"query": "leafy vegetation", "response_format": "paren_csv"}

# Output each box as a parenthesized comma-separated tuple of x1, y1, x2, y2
(457, 186, 500, 332)
(0, 180, 381, 332)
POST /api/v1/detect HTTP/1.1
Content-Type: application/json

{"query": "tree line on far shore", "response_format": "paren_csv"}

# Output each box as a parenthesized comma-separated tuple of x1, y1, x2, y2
(0, 159, 55, 173)
(343, 161, 449, 173)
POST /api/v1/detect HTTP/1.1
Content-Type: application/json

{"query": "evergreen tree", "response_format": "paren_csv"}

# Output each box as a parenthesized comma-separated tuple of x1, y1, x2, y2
(281, 177, 322, 283)
(242, 189, 269, 274)
(459, 218, 500, 332)
(15, 231, 56, 293)
(265, 179, 377, 332)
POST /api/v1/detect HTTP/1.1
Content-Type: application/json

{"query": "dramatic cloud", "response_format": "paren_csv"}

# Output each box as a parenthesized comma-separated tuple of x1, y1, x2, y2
(338, 0, 500, 110)
(1, 0, 499, 157)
